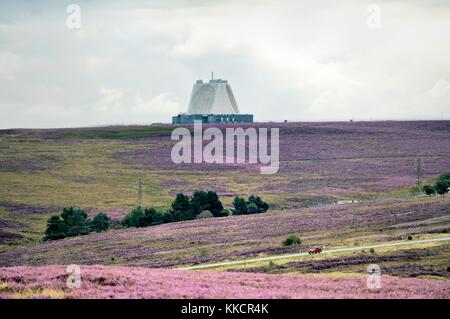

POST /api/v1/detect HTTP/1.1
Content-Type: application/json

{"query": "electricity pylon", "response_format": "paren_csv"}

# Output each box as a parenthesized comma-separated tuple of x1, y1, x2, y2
(136, 177, 143, 207)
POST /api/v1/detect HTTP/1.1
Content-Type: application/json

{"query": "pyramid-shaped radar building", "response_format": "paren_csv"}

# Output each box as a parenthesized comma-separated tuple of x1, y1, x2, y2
(172, 78, 253, 124)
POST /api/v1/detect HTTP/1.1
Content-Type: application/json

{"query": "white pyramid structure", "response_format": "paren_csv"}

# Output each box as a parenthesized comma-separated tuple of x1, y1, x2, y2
(188, 78, 240, 115)
(172, 75, 253, 124)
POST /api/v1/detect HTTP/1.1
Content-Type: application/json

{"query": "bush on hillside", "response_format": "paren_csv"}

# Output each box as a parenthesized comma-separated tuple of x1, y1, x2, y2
(422, 185, 436, 196)
(424, 172, 450, 196)
(171, 193, 191, 211)
(232, 195, 270, 215)
(121, 207, 145, 228)
(248, 195, 269, 213)
(142, 208, 165, 226)
(167, 208, 193, 222)
(43, 207, 90, 241)
(216, 209, 230, 217)
(60, 207, 90, 237)
(191, 191, 224, 217)
(122, 207, 165, 228)
(43, 215, 67, 241)
(435, 181, 449, 196)
(232, 196, 248, 215)
(196, 210, 214, 219)
(436, 172, 450, 185)
(90, 212, 110, 233)
(166, 193, 196, 222)
(282, 234, 301, 246)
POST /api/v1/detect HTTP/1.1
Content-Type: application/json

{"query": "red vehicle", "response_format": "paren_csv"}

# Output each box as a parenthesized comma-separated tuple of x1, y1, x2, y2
(308, 247, 322, 254)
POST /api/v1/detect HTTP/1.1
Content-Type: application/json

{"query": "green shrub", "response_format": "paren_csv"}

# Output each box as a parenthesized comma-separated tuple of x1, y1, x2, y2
(283, 234, 301, 246)
(232, 195, 270, 215)
(196, 210, 214, 219)
(198, 248, 209, 257)
(248, 195, 269, 213)
(369, 248, 375, 254)
(167, 208, 194, 222)
(61, 207, 90, 237)
(422, 185, 435, 196)
(435, 181, 449, 195)
(191, 191, 224, 217)
(109, 219, 122, 229)
(122, 207, 165, 227)
(216, 209, 230, 217)
(90, 212, 110, 232)
(407, 235, 413, 240)
(43, 215, 67, 241)
(247, 203, 259, 214)
(442, 228, 449, 234)
(436, 172, 450, 184)
(426, 172, 450, 196)
(121, 207, 145, 228)
(162, 210, 175, 223)
(171, 193, 193, 216)
(232, 196, 248, 215)
(43, 207, 90, 241)
(142, 208, 164, 226)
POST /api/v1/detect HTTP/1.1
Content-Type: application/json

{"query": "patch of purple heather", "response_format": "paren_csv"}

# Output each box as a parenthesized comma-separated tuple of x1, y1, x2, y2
(0, 201, 60, 216)
(110, 121, 450, 195)
(0, 199, 448, 268)
(0, 265, 449, 299)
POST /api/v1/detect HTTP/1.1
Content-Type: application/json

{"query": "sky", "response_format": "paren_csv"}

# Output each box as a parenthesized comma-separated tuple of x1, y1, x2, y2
(0, 0, 449, 128)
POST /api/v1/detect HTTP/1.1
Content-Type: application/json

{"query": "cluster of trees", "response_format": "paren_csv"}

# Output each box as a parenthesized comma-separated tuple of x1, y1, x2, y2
(44, 191, 270, 239)
(121, 191, 229, 228)
(44, 207, 110, 241)
(122, 191, 270, 228)
(232, 195, 269, 215)
(422, 172, 450, 196)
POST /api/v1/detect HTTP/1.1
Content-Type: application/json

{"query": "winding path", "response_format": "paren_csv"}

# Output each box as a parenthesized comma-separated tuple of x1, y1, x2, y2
(179, 236, 450, 270)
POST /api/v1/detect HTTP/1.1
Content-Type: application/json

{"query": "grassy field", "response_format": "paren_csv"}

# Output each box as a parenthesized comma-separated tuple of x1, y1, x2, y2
(0, 121, 449, 295)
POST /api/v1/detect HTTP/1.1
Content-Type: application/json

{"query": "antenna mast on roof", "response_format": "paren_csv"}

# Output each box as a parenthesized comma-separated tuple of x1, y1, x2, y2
(211, 72, 214, 81)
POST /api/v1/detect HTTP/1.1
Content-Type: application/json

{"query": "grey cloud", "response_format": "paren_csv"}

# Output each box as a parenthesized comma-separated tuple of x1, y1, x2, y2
(0, 0, 449, 128)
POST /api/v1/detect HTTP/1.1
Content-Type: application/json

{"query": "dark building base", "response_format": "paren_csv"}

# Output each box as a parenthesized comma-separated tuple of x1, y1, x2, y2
(172, 114, 253, 124)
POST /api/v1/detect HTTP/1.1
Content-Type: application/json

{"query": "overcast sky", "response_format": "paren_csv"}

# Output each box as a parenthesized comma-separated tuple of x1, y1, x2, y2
(0, 0, 449, 128)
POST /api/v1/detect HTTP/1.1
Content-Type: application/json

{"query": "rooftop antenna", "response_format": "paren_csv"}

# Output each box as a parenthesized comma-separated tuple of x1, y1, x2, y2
(211, 72, 214, 81)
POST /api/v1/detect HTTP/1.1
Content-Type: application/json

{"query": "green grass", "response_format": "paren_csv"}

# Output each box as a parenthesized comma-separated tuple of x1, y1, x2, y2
(0, 137, 172, 209)
(58, 126, 174, 140)
(210, 240, 450, 278)
(0, 207, 56, 251)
